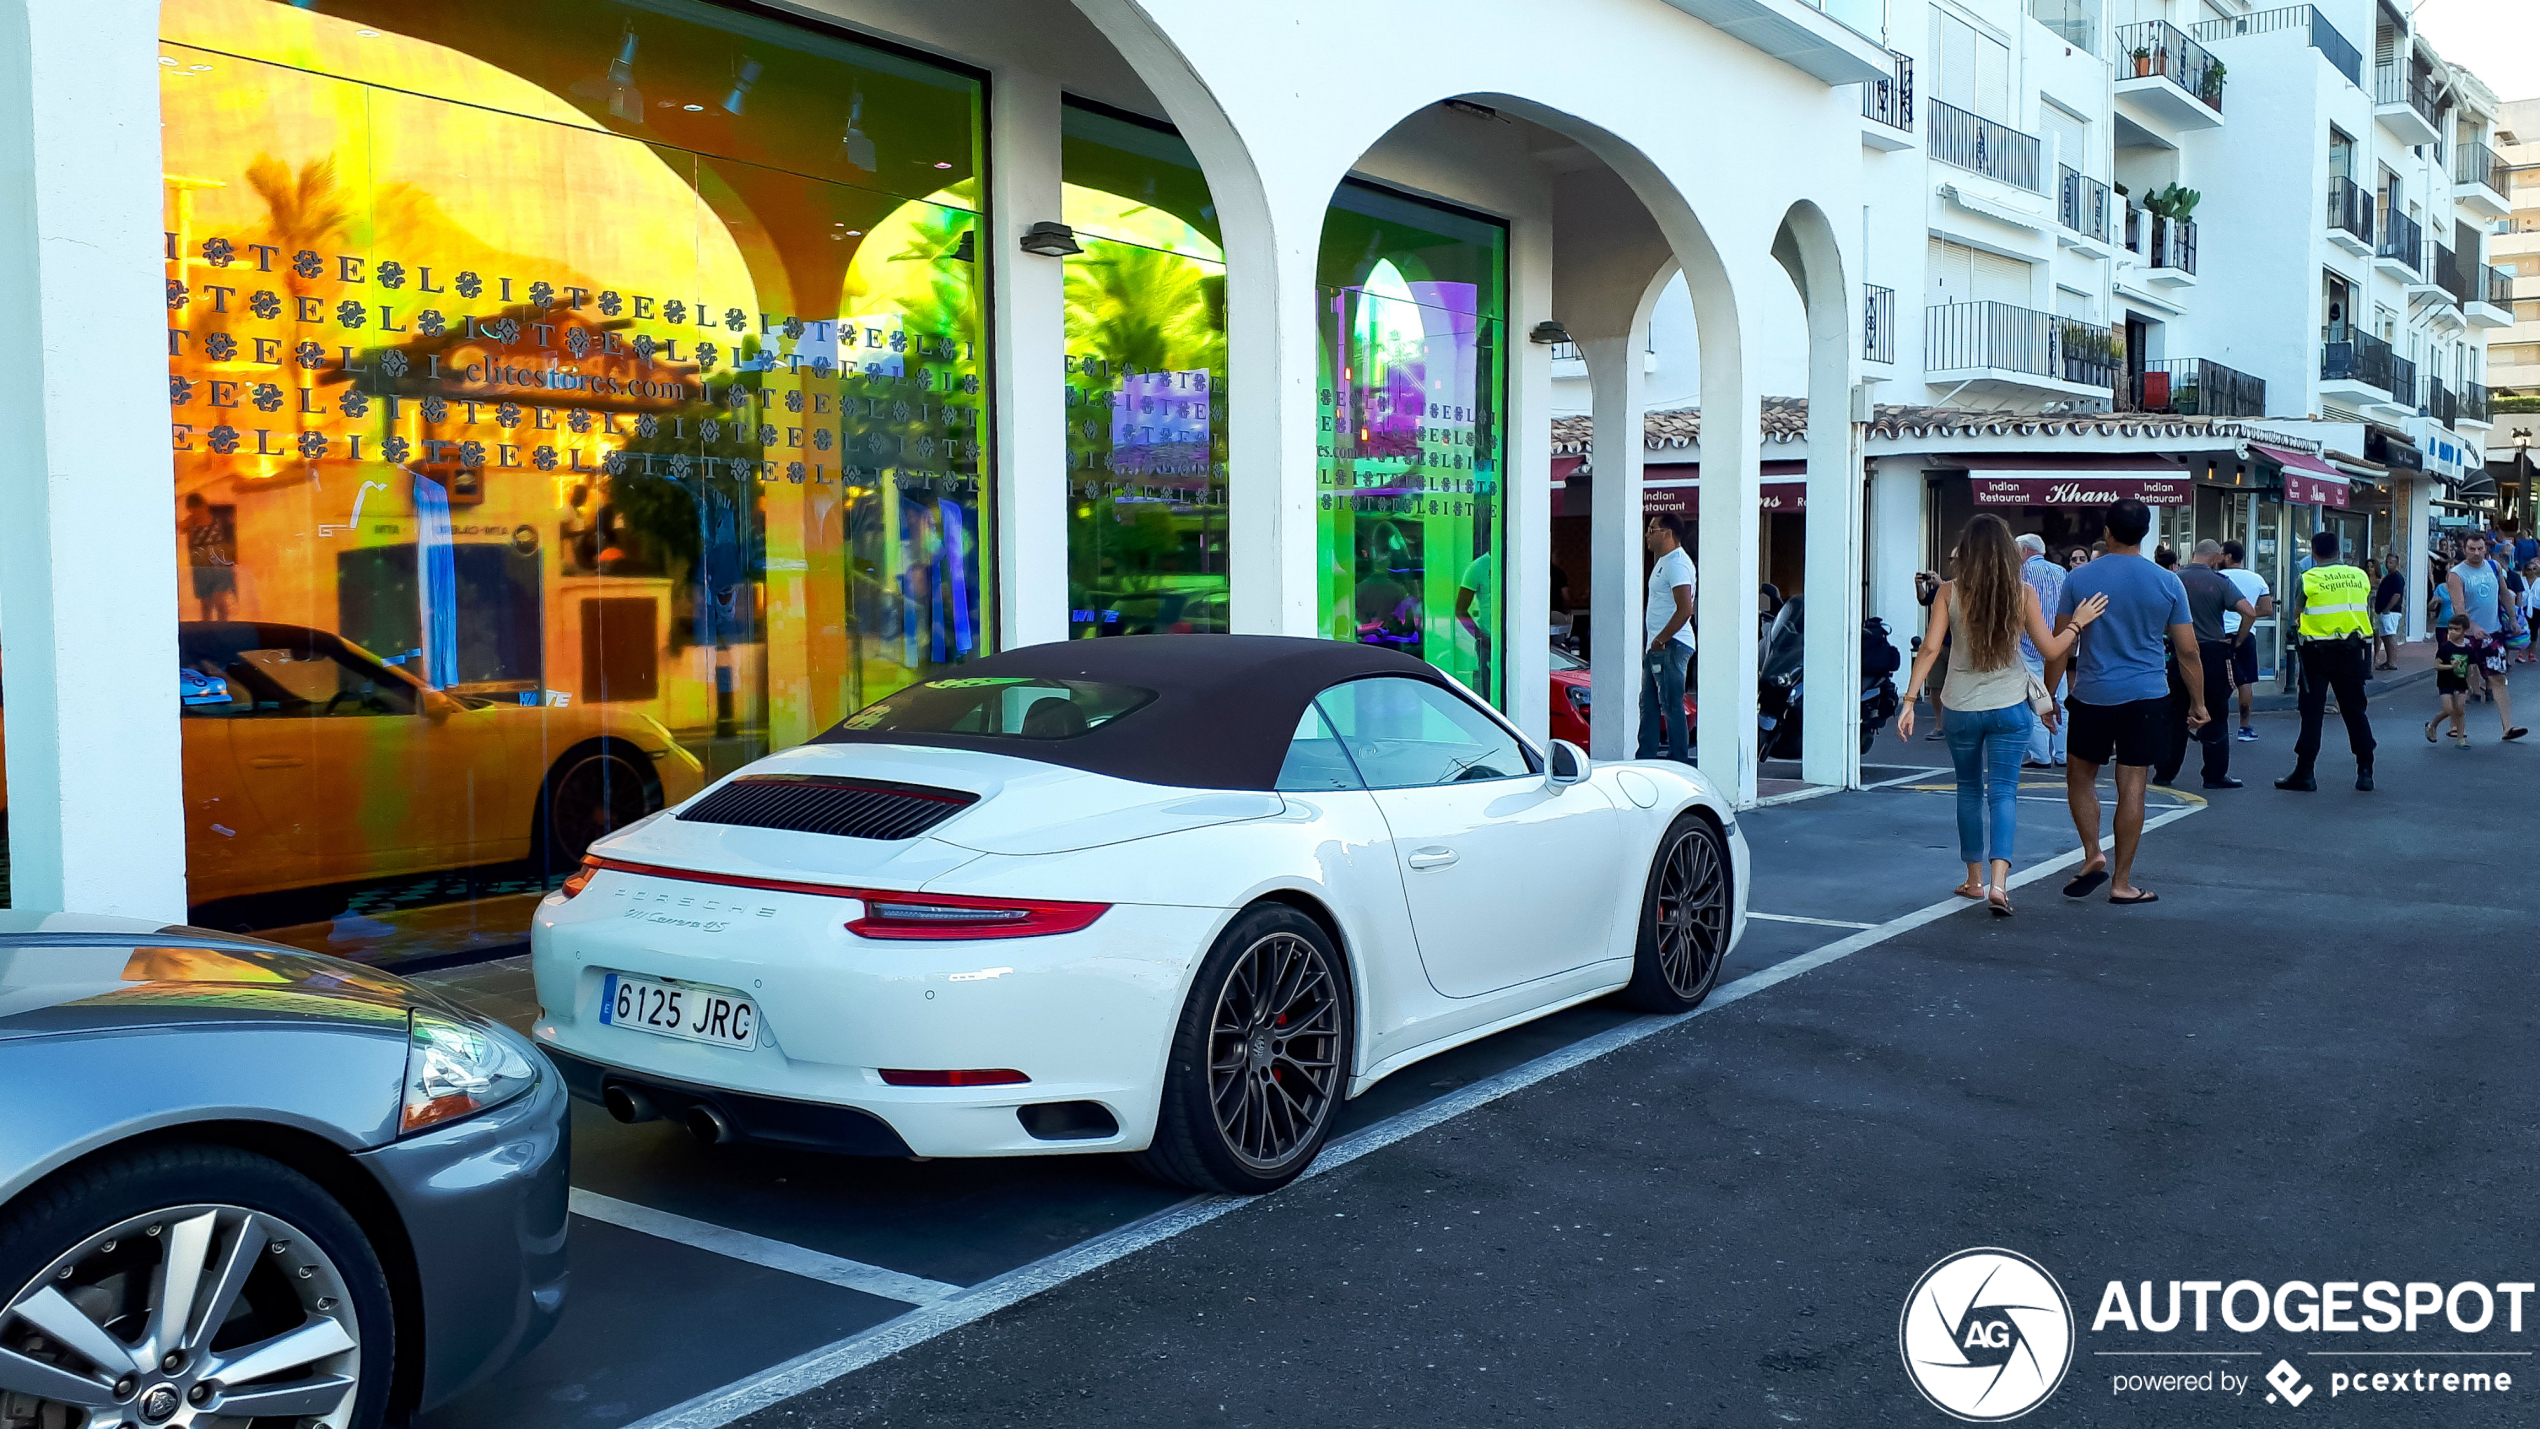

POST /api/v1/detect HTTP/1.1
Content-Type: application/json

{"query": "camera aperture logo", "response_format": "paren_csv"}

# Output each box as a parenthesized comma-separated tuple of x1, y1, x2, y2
(1901, 1248, 2076, 1421)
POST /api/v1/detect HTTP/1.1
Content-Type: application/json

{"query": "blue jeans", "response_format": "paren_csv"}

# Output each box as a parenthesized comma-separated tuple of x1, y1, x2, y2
(1944, 701, 2035, 866)
(1638, 641, 1691, 760)
(2021, 651, 2065, 765)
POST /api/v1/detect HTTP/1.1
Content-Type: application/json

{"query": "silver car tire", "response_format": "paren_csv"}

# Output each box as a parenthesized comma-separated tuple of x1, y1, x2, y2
(0, 1143, 391, 1429)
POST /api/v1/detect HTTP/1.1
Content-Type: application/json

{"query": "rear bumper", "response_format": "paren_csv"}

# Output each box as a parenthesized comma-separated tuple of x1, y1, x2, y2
(530, 871, 1225, 1158)
(545, 1045, 915, 1157)
(354, 1059, 570, 1412)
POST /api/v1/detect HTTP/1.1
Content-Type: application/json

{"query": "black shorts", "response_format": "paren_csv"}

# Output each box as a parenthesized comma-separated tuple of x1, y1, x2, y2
(2067, 696, 2168, 768)
(2230, 637, 2257, 688)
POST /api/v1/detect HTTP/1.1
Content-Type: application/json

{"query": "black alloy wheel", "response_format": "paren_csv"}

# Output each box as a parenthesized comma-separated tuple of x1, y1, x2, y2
(1139, 904, 1352, 1194)
(1620, 813, 1732, 1012)
(542, 748, 656, 866)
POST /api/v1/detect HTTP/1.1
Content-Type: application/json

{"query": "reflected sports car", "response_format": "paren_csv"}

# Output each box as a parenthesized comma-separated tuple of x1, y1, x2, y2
(529, 636, 1746, 1193)
(0, 622, 705, 906)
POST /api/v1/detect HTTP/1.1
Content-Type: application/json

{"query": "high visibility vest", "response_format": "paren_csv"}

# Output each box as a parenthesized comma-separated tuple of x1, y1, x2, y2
(2296, 562, 2373, 640)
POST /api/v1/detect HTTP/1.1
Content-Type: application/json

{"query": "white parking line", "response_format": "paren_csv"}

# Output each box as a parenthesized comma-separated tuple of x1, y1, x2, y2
(569, 1190, 961, 1306)
(1746, 912, 1878, 930)
(628, 802, 2204, 1429)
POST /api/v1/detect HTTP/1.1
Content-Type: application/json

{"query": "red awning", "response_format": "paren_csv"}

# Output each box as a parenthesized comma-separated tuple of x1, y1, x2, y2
(1552, 455, 1585, 483)
(2252, 444, 2350, 509)
(1561, 462, 1808, 517)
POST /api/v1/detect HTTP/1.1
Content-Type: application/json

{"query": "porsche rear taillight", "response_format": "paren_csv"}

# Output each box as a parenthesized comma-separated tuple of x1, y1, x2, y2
(557, 857, 600, 900)
(568, 856, 1109, 940)
(847, 893, 1110, 941)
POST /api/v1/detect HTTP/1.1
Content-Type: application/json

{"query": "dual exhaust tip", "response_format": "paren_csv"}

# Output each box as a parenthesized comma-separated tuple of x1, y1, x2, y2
(603, 1083, 731, 1145)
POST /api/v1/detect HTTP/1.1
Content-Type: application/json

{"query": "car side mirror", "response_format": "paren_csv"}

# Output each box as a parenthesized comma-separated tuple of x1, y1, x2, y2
(1547, 739, 1589, 790)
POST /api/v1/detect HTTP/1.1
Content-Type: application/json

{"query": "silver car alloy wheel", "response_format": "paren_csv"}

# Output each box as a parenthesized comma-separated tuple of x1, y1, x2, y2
(1206, 932, 1343, 1173)
(0, 1204, 362, 1428)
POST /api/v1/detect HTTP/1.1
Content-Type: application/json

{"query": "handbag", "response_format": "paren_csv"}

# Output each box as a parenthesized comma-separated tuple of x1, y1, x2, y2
(2023, 667, 2058, 719)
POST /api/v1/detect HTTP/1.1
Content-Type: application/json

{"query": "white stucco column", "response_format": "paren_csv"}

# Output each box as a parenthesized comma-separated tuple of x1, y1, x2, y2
(1798, 348, 1862, 787)
(2403, 475, 2432, 641)
(0, 0, 187, 918)
(1504, 216, 1555, 740)
(1866, 455, 1924, 646)
(1692, 275, 1764, 807)
(988, 67, 1068, 649)
(1579, 336, 1646, 763)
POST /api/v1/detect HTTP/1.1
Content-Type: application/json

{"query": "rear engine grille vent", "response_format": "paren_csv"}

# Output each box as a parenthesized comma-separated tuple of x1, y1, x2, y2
(677, 774, 978, 842)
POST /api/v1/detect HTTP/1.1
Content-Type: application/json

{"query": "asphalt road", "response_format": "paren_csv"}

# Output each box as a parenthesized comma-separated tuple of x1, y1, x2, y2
(424, 693, 2536, 1429)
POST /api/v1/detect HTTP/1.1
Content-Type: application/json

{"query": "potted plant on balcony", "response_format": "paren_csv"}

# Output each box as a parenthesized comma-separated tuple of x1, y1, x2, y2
(2199, 58, 2226, 110)
(2132, 43, 2152, 78)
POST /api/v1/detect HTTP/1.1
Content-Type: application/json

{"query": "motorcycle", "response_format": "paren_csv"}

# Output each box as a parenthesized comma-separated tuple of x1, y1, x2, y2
(1754, 594, 1903, 759)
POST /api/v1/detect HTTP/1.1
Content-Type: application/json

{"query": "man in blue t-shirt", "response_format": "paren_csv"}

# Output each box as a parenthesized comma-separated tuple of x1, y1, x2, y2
(2044, 498, 2205, 906)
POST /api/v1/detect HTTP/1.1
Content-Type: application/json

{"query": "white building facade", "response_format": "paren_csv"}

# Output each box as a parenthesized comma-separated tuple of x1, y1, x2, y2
(0, 0, 1894, 960)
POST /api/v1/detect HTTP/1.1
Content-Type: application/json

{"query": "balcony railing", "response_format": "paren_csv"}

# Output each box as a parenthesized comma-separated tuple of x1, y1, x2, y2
(1930, 100, 2043, 192)
(2326, 176, 2374, 246)
(2426, 377, 2456, 426)
(2321, 325, 2395, 393)
(2150, 214, 2196, 273)
(2374, 62, 2441, 129)
(2431, 242, 2467, 306)
(2127, 357, 2266, 417)
(2190, 6, 2361, 88)
(2462, 380, 2490, 423)
(2457, 140, 2507, 194)
(2377, 210, 2423, 272)
(2484, 264, 2513, 308)
(1864, 283, 1895, 363)
(1863, 51, 1913, 132)
(1927, 300, 2117, 389)
(2058, 165, 2111, 241)
(1802, 0, 1886, 43)
(2389, 353, 2418, 409)
(2029, 0, 2096, 55)
(2115, 21, 2225, 110)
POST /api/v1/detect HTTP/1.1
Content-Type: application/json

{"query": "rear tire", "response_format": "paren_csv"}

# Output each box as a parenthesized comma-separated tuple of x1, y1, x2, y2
(1618, 812, 1733, 1012)
(1137, 904, 1353, 1195)
(539, 744, 660, 867)
(0, 1142, 393, 1428)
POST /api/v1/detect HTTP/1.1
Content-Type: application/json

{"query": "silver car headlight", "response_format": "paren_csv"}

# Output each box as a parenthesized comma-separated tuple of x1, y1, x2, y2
(402, 1009, 539, 1135)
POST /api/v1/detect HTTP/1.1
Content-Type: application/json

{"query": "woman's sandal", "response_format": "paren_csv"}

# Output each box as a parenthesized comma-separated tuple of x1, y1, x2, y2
(2425, 719, 2439, 744)
(1954, 880, 1985, 899)
(1987, 884, 2014, 918)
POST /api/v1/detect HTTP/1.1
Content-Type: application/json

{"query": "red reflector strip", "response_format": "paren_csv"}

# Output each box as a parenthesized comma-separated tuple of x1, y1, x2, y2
(577, 856, 1110, 940)
(880, 1068, 1029, 1087)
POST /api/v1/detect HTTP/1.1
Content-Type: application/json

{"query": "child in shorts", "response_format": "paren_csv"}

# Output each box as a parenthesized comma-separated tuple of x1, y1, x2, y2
(2429, 614, 2475, 747)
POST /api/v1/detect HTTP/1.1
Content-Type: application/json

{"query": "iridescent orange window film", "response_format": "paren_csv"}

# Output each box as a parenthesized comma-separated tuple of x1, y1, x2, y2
(158, 0, 991, 963)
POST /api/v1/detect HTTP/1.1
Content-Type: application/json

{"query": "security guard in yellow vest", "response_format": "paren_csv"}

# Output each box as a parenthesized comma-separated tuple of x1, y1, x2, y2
(2276, 528, 2378, 792)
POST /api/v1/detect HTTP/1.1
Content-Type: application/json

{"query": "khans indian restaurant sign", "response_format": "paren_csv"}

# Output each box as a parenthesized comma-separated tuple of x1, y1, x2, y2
(1970, 475, 2190, 507)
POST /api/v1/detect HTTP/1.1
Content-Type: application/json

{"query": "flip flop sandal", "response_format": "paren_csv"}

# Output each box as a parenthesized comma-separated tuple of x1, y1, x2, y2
(1987, 886, 2014, 918)
(2108, 890, 2159, 906)
(2062, 869, 2109, 899)
(2509, 728, 2530, 742)
(2425, 720, 2439, 743)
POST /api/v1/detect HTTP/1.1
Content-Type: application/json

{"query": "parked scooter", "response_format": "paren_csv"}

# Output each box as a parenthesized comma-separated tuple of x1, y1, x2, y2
(1755, 594, 1902, 758)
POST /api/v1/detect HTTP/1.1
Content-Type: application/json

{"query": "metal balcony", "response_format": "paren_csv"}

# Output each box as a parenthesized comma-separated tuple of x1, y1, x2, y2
(2113, 21, 2225, 129)
(2320, 325, 2394, 399)
(1862, 50, 1913, 150)
(1863, 283, 1895, 364)
(2372, 61, 2442, 146)
(2467, 265, 2514, 329)
(1929, 100, 2043, 192)
(2454, 141, 2510, 219)
(1927, 300, 2118, 399)
(2057, 166, 2111, 244)
(2189, 6, 2360, 88)
(2126, 358, 2264, 417)
(2324, 176, 2374, 256)
(2371, 208, 2420, 279)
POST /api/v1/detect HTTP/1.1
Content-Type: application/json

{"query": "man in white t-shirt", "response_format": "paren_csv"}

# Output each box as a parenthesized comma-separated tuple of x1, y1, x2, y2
(2218, 540, 2272, 741)
(1640, 513, 1697, 761)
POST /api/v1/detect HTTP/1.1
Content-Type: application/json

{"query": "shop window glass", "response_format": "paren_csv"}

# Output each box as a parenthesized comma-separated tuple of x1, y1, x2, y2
(1059, 103, 1227, 638)
(160, 0, 989, 964)
(1316, 181, 1508, 706)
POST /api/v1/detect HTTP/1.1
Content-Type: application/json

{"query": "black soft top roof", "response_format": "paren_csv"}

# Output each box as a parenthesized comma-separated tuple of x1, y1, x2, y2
(809, 635, 1465, 790)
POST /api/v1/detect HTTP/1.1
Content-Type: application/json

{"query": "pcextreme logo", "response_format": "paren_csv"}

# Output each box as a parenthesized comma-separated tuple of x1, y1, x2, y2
(1900, 1248, 2076, 1421)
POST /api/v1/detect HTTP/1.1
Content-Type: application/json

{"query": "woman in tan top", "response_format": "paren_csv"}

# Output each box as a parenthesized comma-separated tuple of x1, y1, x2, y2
(1898, 514, 2106, 915)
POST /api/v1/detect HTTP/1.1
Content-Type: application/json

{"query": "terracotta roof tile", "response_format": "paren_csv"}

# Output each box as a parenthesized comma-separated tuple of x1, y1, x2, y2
(1549, 398, 2282, 455)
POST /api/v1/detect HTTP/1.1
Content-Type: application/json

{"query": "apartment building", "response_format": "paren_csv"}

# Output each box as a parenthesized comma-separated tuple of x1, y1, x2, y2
(2486, 99, 2540, 399)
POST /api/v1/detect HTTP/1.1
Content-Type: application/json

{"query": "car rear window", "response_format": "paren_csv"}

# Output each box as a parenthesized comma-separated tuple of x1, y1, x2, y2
(838, 677, 1155, 740)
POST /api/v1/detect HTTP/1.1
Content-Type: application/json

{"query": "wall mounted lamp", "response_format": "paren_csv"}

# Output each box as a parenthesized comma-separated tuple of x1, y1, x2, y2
(1020, 222, 1083, 256)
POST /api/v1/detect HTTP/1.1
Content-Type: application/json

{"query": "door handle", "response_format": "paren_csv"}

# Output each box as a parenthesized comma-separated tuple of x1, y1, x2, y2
(246, 756, 306, 769)
(1406, 847, 1459, 871)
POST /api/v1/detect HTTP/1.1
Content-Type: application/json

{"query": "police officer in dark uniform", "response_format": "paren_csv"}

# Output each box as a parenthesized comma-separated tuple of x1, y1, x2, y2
(2277, 529, 2377, 792)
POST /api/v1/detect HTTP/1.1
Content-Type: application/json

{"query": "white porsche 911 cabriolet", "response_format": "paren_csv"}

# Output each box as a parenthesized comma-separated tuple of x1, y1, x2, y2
(529, 636, 1746, 1192)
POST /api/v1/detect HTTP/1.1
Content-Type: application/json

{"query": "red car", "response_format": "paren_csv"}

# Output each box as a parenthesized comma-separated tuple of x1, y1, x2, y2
(1549, 644, 1694, 749)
